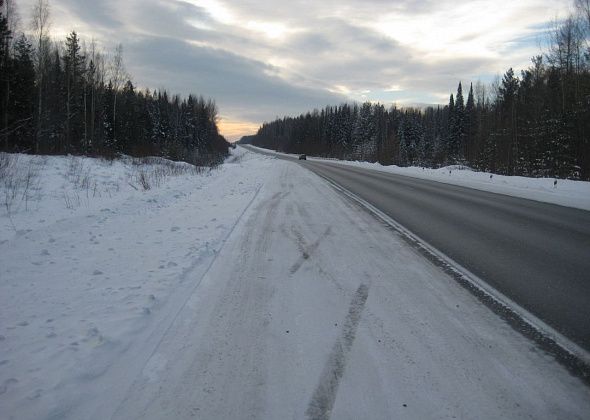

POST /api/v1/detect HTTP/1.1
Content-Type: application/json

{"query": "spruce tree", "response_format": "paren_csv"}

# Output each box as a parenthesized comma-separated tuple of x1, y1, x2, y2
(63, 31, 85, 151)
(8, 35, 36, 150)
(446, 93, 455, 162)
(0, 1, 11, 148)
(465, 83, 476, 163)
(452, 82, 466, 162)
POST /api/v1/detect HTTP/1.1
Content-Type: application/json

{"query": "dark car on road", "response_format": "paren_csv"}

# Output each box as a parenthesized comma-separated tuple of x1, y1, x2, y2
(299, 154, 307, 160)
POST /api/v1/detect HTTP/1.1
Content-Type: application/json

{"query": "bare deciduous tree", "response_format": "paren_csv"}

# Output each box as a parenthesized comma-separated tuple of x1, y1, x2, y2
(109, 43, 127, 145)
(31, 0, 50, 153)
(576, 0, 590, 28)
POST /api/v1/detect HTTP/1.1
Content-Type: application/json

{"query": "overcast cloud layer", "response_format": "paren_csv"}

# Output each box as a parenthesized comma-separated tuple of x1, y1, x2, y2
(18, 0, 570, 139)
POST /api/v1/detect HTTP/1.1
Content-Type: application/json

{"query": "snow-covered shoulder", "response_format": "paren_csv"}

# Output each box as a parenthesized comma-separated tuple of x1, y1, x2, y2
(0, 149, 274, 418)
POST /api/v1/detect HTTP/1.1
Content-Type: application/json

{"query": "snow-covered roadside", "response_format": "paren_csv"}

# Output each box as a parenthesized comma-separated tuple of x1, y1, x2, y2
(1, 147, 589, 419)
(246, 145, 590, 211)
(0, 148, 270, 418)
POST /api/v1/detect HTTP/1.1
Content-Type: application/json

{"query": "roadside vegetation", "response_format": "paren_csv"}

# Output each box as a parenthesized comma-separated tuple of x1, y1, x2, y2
(0, 0, 229, 167)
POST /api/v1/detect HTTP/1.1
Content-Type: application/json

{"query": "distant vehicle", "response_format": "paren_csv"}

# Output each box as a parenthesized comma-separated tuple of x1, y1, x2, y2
(298, 154, 307, 160)
(230, 143, 237, 149)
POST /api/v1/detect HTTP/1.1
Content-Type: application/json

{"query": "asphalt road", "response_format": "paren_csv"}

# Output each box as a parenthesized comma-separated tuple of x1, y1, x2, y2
(244, 145, 590, 353)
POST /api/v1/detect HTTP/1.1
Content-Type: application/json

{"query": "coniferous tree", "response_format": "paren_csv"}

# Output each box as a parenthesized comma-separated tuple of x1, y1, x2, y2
(46, 47, 65, 152)
(0, 0, 11, 148)
(8, 35, 36, 150)
(63, 31, 85, 151)
(465, 83, 476, 163)
(454, 82, 465, 161)
(446, 93, 455, 162)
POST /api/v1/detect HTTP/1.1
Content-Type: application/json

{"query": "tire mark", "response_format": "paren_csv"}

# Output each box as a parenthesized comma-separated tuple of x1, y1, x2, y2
(289, 226, 332, 274)
(306, 283, 370, 420)
(251, 190, 290, 255)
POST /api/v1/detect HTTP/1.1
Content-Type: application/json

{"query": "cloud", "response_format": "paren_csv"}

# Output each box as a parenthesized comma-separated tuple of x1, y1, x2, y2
(16, 0, 571, 139)
(57, 0, 123, 30)
(126, 35, 346, 122)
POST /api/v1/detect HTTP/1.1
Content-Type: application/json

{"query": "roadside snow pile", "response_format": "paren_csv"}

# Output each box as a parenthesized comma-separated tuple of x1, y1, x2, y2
(0, 152, 209, 241)
(0, 147, 271, 419)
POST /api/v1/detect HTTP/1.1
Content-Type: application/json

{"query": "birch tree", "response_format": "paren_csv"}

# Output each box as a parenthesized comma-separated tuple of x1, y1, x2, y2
(109, 43, 126, 146)
(31, 0, 50, 152)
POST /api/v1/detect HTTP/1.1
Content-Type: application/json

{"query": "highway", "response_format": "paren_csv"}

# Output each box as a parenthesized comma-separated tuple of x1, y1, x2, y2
(244, 145, 590, 354)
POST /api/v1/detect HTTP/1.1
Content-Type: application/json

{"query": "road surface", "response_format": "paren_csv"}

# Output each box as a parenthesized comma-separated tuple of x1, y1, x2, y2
(244, 146, 590, 354)
(109, 153, 589, 419)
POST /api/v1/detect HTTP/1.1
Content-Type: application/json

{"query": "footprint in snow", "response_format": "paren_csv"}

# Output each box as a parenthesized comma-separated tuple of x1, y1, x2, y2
(28, 389, 43, 400)
(93, 270, 103, 276)
(41, 249, 50, 256)
(0, 378, 18, 395)
(170, 226, 180, 232)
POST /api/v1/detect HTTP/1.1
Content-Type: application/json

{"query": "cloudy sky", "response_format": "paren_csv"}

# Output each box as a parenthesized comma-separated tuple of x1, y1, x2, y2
(18, 0, 570, 140)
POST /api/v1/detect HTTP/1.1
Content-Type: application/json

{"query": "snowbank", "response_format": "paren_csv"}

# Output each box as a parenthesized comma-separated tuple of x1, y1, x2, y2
(318, 159, 590, 211)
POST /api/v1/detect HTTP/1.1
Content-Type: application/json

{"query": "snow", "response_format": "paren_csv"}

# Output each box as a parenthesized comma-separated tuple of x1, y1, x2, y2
(247, 145, 590, 211)
(1, 147, 589, 419)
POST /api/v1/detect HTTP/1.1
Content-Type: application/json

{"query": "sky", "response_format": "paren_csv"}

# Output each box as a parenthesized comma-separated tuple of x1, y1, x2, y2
(16, 0, 571, 140)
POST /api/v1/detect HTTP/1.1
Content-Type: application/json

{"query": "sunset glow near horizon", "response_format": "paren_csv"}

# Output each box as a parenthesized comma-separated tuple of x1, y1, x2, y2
(17, 0, 570, 141)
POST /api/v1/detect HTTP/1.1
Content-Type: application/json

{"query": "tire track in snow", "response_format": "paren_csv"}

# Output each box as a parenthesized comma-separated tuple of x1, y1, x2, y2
(289, 226, 332, 275)
(306, 283, 369, 420)
(109, 183, 263, 419)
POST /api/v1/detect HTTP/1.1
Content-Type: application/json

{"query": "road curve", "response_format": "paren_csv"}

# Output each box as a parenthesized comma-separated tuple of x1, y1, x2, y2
(243, 146, 590, 352)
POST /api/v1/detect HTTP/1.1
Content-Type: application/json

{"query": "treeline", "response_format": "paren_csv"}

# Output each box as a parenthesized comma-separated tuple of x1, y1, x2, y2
(246, 2, 590, 180)
(0, 0, 228, 165)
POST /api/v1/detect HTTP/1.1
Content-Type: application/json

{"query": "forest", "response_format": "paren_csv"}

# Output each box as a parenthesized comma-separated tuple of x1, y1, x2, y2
(0, 0, 229, 166)
(245, 2, 590, 180)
